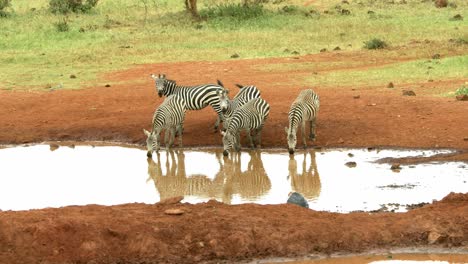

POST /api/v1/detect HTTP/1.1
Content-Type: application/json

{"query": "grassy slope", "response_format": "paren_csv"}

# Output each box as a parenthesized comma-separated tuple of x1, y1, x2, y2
(0, 0, 466, 92)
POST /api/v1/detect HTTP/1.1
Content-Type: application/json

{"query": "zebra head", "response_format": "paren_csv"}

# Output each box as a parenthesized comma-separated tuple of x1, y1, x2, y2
(217, 89, 230, 113)
(150, 73, 167, 98)
(221, 130, 237, 156)
(285, 127, 297, 155)
(143, 129, 161, 157)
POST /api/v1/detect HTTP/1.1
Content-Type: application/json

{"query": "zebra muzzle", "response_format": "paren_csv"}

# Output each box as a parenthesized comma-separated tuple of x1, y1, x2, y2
(223, 150, 229, 156)
(288, 148, 295, 155)
(147, 151, 152, 158)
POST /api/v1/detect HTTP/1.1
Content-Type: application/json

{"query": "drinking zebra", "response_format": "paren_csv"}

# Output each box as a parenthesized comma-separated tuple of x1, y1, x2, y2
(221, 97, 270, 156)
(151, 74, 225, 131)
(143, 94, 186, 157)
(285, 89, 320, 155)
(216, 83, 261, 121)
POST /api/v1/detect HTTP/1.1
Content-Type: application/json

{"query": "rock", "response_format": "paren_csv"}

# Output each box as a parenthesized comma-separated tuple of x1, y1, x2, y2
(455, 94, 468, 101)
(333, 46, 341, 51)
(353, 95, 360, 99)
(283, 48, 290, 53)
(390, 163, 401, 170)
(432, 53, 441, 59)
(158, 196, 184, 205)
(435, 0, 447, 8)
(230, 53, 240, 58)
(341, 9, 351, 15)
(428, 231, 442, 244)
(338, 138, 345, 143)
(291, 50, 300, 55)
(402, 90, 416, 96)
(320, 48, 327, 53)
(464, 137, 468, 141)
(49, 144, 60, 151)
(105, 84, 111, 87)
(70, 74, 77, 79)
(164, 209, 185, 215)
(345, 161, 357, 168)
(387, 82, 394, 88)
(342, 0, 349, 4)
(348, 153, 354, 157)
(287, 192, 309, 208)
(450, 14, 463, 21)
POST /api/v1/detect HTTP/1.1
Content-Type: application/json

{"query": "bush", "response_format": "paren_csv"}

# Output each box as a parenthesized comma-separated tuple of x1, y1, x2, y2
(49, 0, 99, 14)
(54, 18, 70, 32)
(455, 86, 468, 96)
(363, 38, 388, 49)
(200, 3, 265, 20)
(0, 0, 11, 17)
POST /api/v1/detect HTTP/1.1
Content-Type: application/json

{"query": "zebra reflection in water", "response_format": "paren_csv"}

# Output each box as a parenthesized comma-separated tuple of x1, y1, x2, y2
(146, 150, 271, 204)
(288, 150, 321, 200)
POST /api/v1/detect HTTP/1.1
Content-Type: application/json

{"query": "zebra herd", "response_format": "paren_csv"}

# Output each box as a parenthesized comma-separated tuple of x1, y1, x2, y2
(144, 74, 320, 157)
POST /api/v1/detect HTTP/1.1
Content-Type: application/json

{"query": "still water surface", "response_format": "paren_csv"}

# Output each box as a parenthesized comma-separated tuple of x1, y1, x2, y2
(0, 144, 466, 212)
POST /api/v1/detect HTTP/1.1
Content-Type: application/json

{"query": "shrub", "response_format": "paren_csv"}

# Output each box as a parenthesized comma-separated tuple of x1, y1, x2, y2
(0, 0, 10, 17)
(54, 18, 70, 32)
(455, 86, 468, 96)
(363, 38, 388, 49)
(200, 3, 265, 20)
(49, 0, 99, 14)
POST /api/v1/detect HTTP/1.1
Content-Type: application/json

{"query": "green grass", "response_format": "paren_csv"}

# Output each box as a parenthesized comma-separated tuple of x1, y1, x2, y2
(305, 55, 468, 88)
(0, 0, 467, 90)
(455, 85, 468, 95)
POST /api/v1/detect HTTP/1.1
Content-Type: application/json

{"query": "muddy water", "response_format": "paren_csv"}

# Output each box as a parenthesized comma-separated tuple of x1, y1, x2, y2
(271, 253, 468, 263)
(0, 144, 466, 212)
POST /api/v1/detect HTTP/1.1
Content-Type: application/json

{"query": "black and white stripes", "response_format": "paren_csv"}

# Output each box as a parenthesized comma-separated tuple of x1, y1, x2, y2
(285, 89, 320, 154)
(221, 97, 270, 156)
(151, 74, 225, 130)
(217, 84, 261, 119)
(143, 94, 186, 157)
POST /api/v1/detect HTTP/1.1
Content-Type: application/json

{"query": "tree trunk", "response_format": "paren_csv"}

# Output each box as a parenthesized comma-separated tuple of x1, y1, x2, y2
(185, 0, 199, 18)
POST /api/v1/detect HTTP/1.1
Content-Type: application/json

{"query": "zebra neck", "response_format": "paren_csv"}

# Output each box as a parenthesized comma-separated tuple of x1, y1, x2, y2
(163, 80, 178, 95)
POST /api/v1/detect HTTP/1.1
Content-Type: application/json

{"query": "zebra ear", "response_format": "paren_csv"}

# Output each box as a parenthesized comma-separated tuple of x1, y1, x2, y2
(161, 74, 166, 79)
(150, 74, 157, 80)
(235, 84, 243, 88)
(143, 129, 151, 137)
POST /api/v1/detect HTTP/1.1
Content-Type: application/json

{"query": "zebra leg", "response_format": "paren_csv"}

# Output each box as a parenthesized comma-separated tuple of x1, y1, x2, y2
(164, 129, 170, 148)
(246, 128, 254, 149)
(256, 127, 263, 148)
(213, 112, 224, 132)
(177, 124, 183, 148)
(309, 118, 316, 141)
(302, 121, 307, 148)
(235, 132, 241, 152)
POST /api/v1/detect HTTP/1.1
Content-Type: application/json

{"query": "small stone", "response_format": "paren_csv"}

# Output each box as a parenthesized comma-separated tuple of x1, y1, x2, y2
(432, 54, 441, 60)
(428, 79, 434, 82)
(390, 163, 401, 170)
(402, 90, 416, 96)
(450, 14, 463, 21)
(353, 95, 360, 99)
(342, 0, 349, 4)
(464, 137, 468, 141)
(70, 74, 77, 79)
(49, 144, 60, 151)
(434, 0, 447, 8)
(333, 46, 341, 51)
(158, 196, 184, 205)
(338, 138, 345, 143)
(105, 84, 111, 87)
(348, 153, 354, 157)
(341, 9, 351, 15)
(283, 48, 290, 53)
(287, 192, 309, 208)
(320, 48, 327, 53)
(164, 209, 185, 215)
(291, 50, 300, 55)
(345, 161, 357, 168)
(387, 82, 394, 88)
(455, 94, 468, 101)
(230, 53, 240, 58)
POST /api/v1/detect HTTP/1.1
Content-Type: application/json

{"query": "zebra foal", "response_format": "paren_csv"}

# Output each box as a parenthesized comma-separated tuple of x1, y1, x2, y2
(221, 97, 270, 156)
(143, 95, 186, 157)
(285, 89, 320, 155)
(151, 74, 225, 131)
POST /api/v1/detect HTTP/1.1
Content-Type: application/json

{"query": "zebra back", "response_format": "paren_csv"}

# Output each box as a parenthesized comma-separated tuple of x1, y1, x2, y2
(224, 85, 261, 118)
(152, 95, 186, 131)
(288, 89, 320, 129)
(227, 97, 270, 133)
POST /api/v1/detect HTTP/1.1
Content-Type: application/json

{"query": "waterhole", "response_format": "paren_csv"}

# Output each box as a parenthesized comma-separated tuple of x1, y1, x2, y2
(0, 144, 466, 212)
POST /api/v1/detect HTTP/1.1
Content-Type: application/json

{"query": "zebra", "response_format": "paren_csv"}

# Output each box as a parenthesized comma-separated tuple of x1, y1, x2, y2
(143, 94, 186, 157)
(150, 74, 225, 131)
(285, 89, 320, 155)
(216, 83, 261, 121)
(221, 97, 270, 156)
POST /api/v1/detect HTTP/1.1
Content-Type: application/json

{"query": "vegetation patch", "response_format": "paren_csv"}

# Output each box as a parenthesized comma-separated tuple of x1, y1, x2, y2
(455, 85, 468, 96)
(363, 38, 388, 49)
(49, 0, 99, 14)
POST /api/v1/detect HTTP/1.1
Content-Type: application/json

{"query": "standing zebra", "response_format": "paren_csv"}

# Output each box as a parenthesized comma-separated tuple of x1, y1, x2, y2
(285, 89, 320, 155)
(143, 94, 186, 157)
(151, 74, 225, 131)
(216, 83, 261, 122)
(221, 97, 270, 156)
